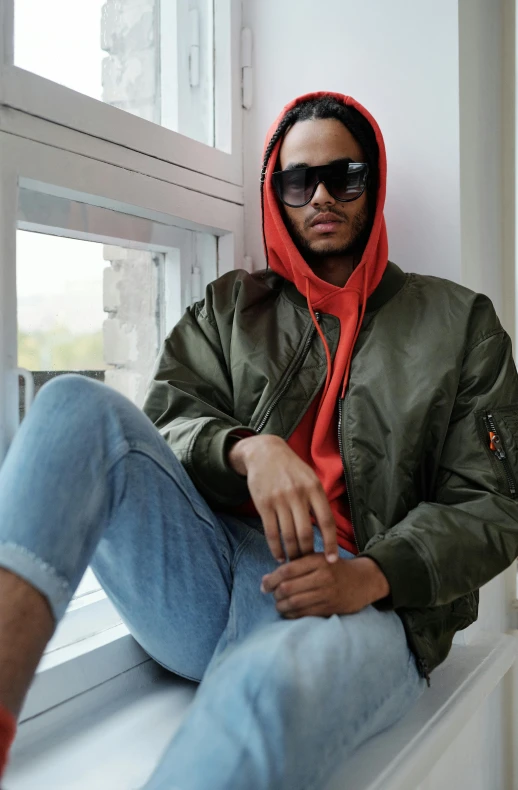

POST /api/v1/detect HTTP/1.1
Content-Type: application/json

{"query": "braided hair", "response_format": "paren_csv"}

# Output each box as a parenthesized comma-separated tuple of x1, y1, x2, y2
(260, 94, 380, 269)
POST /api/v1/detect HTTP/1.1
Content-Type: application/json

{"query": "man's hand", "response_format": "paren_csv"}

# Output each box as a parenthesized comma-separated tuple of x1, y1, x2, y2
(228, 434, 338, 564)
(260, 554, 391, 618)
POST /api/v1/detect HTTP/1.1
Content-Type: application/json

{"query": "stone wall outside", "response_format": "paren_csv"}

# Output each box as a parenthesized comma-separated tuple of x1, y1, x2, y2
(101, 0, 161, 406)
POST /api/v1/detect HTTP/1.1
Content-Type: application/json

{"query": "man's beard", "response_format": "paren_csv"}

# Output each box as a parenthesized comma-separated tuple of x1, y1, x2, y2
(286, 206, 370, 266)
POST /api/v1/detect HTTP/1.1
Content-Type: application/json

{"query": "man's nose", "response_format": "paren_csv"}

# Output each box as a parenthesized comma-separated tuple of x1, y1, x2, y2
(310, 180, 335, 208)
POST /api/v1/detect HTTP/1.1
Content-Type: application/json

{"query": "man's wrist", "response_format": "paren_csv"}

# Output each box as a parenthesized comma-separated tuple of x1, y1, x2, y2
(227, 433, 283, 476)
(227, 434, 259, 476)
(227, 439, 248, 476)
(354, 557, 391, 604)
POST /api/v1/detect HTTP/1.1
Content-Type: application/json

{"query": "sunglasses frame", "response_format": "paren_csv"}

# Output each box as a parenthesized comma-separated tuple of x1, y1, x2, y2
(272, 162, 369, 208)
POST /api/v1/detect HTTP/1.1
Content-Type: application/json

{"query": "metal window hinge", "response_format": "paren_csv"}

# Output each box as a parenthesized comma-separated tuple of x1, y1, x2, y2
(241, 28, 253, 109)
(189, 8, 200, 88)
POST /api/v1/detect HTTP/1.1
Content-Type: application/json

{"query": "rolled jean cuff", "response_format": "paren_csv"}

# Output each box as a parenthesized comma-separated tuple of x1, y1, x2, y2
(0, 541, 71, 622)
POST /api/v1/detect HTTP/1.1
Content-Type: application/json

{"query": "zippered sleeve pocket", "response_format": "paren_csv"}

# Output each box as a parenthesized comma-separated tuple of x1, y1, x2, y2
(477, 406, 518, 498)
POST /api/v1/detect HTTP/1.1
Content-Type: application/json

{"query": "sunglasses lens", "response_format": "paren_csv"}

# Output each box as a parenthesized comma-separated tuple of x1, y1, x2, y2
(326, 163, 367, 201)
(273, 163, 368, 207)
(274, 169, 317, 207)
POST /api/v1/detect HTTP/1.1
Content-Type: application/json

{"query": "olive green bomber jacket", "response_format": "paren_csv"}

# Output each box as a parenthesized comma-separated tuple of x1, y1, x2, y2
(142, 261, 518, 681)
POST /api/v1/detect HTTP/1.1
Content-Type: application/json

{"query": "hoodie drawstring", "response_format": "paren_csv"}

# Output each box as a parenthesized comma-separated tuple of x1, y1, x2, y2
(306, 273, 369, 403)
(305, 278, 332, 402)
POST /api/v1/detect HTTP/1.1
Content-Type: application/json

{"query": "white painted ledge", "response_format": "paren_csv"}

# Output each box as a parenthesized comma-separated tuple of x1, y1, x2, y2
(6, 661, 197, 790)
(19, 624, 149, 722)
(5, 632, 517, 790)
(326, 632, 518, 790)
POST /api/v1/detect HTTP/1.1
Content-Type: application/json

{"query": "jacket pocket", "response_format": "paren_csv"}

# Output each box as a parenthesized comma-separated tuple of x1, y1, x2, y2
(477, 407, 518, 498)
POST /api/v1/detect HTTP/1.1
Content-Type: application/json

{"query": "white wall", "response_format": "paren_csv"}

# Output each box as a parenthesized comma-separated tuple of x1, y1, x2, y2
(459, 0, 506, 324)
(242, 0, 462, 282)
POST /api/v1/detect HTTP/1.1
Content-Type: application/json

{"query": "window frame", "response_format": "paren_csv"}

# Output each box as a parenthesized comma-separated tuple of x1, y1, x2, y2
(0, 0, 243, 185)
(0, 110, 245, 714)
(1, 121, 244, 445)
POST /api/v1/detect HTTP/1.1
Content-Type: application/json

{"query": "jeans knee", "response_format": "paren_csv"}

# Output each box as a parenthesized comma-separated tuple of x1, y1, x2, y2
(34, 374, 110, 431)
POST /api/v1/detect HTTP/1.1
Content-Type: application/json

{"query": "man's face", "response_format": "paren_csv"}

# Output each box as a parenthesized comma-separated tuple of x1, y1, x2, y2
(277, 118, 370, 261)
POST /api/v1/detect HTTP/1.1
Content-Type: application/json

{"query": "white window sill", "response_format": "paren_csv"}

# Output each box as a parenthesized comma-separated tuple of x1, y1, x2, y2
(5, 631, 517, 790)
(19, 623, 149, 723)
(45, 591, 122, 655)
(7, 657, 195, 790)
(327, 631, 518, 790)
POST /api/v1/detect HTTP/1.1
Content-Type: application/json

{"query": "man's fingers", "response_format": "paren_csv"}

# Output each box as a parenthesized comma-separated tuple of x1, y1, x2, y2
(276, 590, 328, 615)
(262, 553, 323, 592)
(244, 440, 337, 564)
(259, 504, 285, 563)
(310, 492, 339, 562)
(276, 503, 302, 561)
(290, 499, 315, 556)
(273, 568, 322, 601)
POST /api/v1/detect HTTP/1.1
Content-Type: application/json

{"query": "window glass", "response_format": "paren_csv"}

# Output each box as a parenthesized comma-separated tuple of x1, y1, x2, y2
(17, 233, 107, 373)
(14, 0, 216, 147)
(17, 231, 162, 407)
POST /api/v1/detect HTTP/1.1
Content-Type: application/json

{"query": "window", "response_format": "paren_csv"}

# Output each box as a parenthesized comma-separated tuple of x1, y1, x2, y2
(16, 204, 219, 410)
(15, 0, 216, 147)
(0, 0, 243, 707)
(3, 0, 242, 182)
(1, 150, 242, 675)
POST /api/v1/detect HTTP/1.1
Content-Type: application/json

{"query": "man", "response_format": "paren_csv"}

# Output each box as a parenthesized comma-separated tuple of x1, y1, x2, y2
(0, 91, 517, 789)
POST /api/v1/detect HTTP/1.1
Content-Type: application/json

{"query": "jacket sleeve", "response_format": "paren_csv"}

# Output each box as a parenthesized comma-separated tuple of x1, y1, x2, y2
(359, 297, 518, 609)
(142, 294, 256, 509)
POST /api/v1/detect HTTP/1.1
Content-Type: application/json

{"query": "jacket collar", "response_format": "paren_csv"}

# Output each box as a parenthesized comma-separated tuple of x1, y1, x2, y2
(280, 260, 408, 315)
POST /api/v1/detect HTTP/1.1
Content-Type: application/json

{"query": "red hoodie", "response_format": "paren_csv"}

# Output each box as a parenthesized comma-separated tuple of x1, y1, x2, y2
(232, 92, 389, 554)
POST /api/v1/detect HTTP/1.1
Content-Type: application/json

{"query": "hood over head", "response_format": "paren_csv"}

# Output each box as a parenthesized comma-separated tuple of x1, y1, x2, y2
(261, 91, 389, 400)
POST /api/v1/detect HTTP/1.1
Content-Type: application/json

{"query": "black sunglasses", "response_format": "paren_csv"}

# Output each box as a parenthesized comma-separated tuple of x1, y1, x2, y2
(272, 161, 369, 208)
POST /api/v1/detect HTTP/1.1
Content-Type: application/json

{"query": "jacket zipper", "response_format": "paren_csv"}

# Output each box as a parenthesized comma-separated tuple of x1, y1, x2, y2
(337, 397, 359, 551)
(417, 658, 431, 687)
(338, 394, 432, 688)
(255, 313, 321, 434)
(483, 412, 517, 497)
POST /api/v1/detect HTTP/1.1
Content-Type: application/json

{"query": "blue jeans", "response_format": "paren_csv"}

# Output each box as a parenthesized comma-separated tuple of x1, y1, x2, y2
(0, 375, 426, 790)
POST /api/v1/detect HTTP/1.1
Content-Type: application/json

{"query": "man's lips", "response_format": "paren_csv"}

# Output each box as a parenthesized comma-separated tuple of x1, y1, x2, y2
(309, 214, 344, 233)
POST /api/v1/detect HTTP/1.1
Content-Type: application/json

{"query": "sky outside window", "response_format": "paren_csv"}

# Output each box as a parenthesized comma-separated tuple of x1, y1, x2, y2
(17, 232, 107, 371)
(15, 0, 105, 99)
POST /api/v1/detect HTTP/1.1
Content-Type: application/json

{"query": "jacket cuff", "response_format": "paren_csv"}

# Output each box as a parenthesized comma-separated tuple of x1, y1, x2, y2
(188, 420, 256, 508)
(358, 533, 435, 609)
